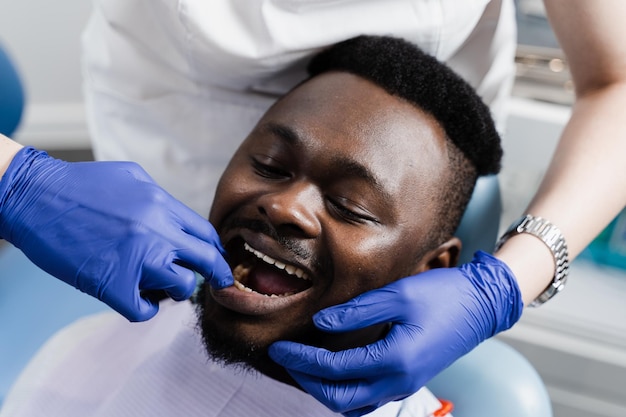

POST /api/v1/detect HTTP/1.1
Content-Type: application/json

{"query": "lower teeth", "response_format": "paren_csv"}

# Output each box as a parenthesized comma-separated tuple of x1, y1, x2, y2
(234, 280, 294, 297)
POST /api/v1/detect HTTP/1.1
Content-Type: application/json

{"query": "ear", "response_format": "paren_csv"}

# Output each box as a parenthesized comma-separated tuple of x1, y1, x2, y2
(411, 237, 462, 274)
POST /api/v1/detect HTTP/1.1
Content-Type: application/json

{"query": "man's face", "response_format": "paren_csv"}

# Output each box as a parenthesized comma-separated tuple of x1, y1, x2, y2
(198, 72, 454, 369)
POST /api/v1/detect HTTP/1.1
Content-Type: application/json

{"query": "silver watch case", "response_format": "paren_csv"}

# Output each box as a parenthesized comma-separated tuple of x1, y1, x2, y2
(495, 214, 570, 307)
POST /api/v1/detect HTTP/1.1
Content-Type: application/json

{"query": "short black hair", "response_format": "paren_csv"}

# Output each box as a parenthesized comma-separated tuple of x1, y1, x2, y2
(306, 35, 502, 244)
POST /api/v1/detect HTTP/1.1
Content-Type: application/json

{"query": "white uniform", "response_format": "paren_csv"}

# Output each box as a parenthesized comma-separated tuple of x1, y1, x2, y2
(0, 300, 451, 417)
(82, 0, 516, 215)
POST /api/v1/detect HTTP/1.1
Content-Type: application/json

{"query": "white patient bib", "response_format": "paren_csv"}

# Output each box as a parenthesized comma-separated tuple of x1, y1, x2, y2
(1, 300, 450, 417)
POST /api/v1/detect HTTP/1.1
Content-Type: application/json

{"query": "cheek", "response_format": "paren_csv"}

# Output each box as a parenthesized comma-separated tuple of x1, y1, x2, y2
(327, 229, 406, 299)
(209, 165, 259, 223)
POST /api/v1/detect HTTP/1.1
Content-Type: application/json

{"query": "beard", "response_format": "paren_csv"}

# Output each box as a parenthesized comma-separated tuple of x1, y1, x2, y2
(193, 216, 329, 374)
(194, 283, 266, 373)
(194, 281, 320, 377)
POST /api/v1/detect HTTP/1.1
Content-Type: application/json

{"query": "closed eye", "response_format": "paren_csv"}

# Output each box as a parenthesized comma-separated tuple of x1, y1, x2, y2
(327, 197, 378, 224)
(252, 157, 291, 180)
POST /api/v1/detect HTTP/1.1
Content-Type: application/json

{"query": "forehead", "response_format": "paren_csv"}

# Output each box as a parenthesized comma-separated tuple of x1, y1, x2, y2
(257, 72, 449, 197)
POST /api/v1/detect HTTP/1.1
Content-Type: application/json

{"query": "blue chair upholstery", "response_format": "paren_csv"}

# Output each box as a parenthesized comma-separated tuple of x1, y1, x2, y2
(0, 43, 25, 137)
(455, 174, 502, 264)
(427, 338, 553, 417)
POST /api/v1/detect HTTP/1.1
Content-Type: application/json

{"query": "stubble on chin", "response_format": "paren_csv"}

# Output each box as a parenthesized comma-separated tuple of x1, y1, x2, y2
(193, 284, 269, 373)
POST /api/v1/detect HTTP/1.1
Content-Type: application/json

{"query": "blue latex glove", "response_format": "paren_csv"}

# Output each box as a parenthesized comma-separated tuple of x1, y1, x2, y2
(0, 147, 233, 321)
(269, 251, 523, 416)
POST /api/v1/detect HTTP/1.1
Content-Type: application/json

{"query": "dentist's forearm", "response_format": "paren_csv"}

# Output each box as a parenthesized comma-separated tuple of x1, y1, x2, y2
(496, 83, 626, 306)
(495, 0, 626, 306)
(1, 134, 23, 177)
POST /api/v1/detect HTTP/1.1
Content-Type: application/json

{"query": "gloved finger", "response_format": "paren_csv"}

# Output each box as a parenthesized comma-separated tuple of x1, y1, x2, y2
(118, 163, 225, 258)
(285, 368, 355, 413)
(286, 368, 383, 416)
(313, 285, 403, 332)
(343, 406, 378, 417)
(111, 291, 160, 323)
(164, 263, 198, 301)
(175, 243, 233, 289)
(172, 203, 228, 257)
(269, 339, 391, 380)
(141, 260, 198, 300)
(112, 160, 156, 183)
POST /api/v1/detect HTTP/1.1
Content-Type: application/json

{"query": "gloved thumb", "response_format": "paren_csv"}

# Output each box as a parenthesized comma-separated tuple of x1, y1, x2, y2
(313, 283, 404, 332)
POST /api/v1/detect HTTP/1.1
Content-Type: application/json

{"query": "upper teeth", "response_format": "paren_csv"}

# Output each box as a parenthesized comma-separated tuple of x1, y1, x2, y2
(244, 242, 310, 280)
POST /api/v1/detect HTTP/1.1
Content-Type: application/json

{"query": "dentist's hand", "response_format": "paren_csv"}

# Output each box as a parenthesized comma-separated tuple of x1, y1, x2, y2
(269, 251, 523, 416)
(0, 147, 233, 321)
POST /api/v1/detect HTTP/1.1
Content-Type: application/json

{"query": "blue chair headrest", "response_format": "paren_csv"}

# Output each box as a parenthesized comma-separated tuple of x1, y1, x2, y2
(456, 175, 502, 264)
(0, 43, 26, 137)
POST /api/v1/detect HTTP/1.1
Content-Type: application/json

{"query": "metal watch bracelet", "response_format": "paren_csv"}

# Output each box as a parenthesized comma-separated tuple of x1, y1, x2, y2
(494, 214, 570, 307)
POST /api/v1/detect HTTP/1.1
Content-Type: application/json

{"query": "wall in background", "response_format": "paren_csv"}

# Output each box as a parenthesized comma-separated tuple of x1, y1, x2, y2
(0, 0, 93, 148)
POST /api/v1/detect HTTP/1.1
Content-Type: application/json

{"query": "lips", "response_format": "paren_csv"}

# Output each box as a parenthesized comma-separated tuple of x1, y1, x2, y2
(210, 237, 315, 315)
(234, 243, 312, 296)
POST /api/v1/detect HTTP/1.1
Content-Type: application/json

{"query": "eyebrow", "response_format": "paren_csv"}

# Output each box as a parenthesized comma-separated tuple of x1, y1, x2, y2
(265, 122, 300, 145)
(263, 122, 394, 204)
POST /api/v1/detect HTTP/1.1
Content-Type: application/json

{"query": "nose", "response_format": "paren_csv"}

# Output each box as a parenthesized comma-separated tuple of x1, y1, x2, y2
(257, 181, 322, 238)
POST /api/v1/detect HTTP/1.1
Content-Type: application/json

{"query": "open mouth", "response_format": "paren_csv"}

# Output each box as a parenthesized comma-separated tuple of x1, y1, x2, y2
(229, 241, 313, 298)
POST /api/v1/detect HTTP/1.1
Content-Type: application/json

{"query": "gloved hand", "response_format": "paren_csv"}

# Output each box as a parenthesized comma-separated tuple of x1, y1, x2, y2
(269, 251, 523, 416)
(0, 147, 233, 321)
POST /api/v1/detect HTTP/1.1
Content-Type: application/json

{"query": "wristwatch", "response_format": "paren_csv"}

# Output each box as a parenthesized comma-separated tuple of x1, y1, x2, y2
(495, 214, 570, 307)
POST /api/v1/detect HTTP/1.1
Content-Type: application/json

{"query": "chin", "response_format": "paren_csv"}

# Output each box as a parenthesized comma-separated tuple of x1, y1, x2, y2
(194, 282, 320, 374)
(195, 278, 388, 359)
(194, 286, 268, 372)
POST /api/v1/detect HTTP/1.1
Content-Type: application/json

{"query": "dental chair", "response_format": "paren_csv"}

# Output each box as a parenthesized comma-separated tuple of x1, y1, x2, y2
(0, 42, 552, 416)
(427, 176, 553, 416)
(0, 43, 25, 137)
